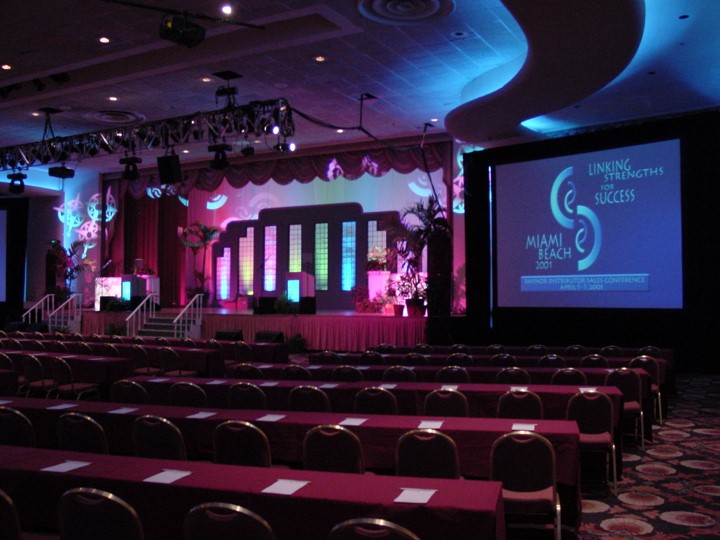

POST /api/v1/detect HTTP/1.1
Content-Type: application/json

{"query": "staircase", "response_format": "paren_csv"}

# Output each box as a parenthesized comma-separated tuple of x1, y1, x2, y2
(126, 293, 203, 339)
(23, 294, 83, 333)
(137, 316, 197, 339)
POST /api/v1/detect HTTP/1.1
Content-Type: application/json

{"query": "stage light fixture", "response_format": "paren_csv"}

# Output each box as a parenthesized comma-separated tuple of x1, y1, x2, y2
(7, 170, 26, 194)
(273, 140, 296, 152)
(159, 15, 206, 48)
(48, 163, 75, 179)
(120, 152, 142, 181)
(208, 143, 232, 170)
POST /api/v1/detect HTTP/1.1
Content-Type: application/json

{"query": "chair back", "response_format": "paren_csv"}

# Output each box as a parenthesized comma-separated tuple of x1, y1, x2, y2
(0, 352, 15, 371)
(567, 391, 614, 435)
(526, 344, 548, 356)
(537, 354, 567, 368)
(495, 366, 531, 384)
(110, 379, 148, 404)
(399, 352, 428, 366)
(497, 389, 544, 419)
(213, 420, 271, 467)
(44, 340, 68, 353)
(491, 352, 518, 367)
(159, 347, 183, 375)
(445, 352, 472, 366)
(229, 362, 265, 379)
(22, 354, 51, 394)
(354, 386, 398, 415)
(396, 429, 460, 479)
(57, 412, 109, 454)
(382, 365, 416, 382)
(331, 365, 364, 382)
(451, 343, 472, 354)
(490, 430, 557, 495)
(0, 406, 36, 447)
(169, 382, 208, 407)
(183, 502, 274, 540)
(50, 356, 74, 388)
(599, 345, 624, 357)
(329, 518, 420, 540)
(435, 365, 470, 383)
(317, 350, 342, 364)
(132, 415, 187, 460)
(423, 389, 469, 417)
(375, 343, 396, 354)
(485, 343, 505, 355)
(288, 385, 331, 412)
(58, 487, 144, 540)
(227, 382, 267, 409)
(637, 345, 662, 357)
(232, 340, 253, 362)
(563, 344, 587, 357)
(551, 367, 588, 386)
(281, 364, 313, 381)
(130, 345, 157, 375)
(0, 489, 21, 540)
(605, 367, 642, 405)
(413, 343, 433, 354)
(360, 350, 384, 365)
(303, 424, 364, 473)
(580, 353, 609, 368)
(629, 355, 660, 386)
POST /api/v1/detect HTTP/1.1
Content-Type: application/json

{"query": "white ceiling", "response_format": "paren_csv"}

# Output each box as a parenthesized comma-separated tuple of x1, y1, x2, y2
(0, 0, 718, 181)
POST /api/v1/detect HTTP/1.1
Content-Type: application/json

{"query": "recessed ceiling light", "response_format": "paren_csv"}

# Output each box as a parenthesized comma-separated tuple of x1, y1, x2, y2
(99, 36, 110, 44)
(1, 64, 11, 70)
(201, 77, 212, 83)
(314, 55, 326, 63)
(109, 96, 118, 101)
(337, 129, 344, 133)
(31, 111, 40, 117)
(430, 118, 438, 123)
(182, 149, 190, 154)
(221, 4, 232, 16)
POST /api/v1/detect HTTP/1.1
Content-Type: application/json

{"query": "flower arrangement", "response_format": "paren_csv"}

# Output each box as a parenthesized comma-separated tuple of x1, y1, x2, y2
(395, 271, 427, 302)
(180, 221, 219, 297)
(366, 246, 393, 271)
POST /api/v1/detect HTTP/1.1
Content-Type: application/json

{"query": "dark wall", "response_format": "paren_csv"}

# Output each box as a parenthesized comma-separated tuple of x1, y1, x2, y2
(457, 111, 720, 372)
(0, 198, 29, 326)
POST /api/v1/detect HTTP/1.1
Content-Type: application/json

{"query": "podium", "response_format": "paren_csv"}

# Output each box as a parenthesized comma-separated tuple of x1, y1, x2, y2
(286, 271, 316, 314)
(94, 275, 160, 311)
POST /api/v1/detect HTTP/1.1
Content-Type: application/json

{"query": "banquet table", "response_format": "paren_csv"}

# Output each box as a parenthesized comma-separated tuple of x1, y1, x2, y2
(0, 444, 506, 540)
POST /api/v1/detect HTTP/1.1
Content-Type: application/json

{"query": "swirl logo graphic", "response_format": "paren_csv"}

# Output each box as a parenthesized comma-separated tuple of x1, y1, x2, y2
(550, 167, 601, 271)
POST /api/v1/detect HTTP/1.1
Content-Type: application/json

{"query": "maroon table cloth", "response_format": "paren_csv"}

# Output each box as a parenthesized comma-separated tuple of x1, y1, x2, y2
(3, 350, 132, 386)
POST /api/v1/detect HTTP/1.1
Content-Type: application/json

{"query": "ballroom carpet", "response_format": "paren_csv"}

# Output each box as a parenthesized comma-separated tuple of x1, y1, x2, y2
(575, 373, 720, 539)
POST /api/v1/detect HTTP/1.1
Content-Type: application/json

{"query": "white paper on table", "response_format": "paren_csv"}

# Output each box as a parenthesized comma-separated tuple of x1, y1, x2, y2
(147, 378, 170, 383)
(339, 417, 367, 426)
(509, 386, 528, 392)
(206, 379, 227, 385)
(380, 383, 397, 389)
(578, 387, 598, 393)
(186, 411, 217, 419)
(108, 407, 139, 415)
(319, 383, 338, 389)
(395, 488, 437, 504)
(0, 400, 12, 405)
(307, 365, 322, 370)
(256, 414, 286, 422)
(418, 420, 443, 429)
(440, 385, 458, 391)
(260, 381, 279, 387)
(258, 364, 274, 369)
(357, 366, 370, 370)
(512, 423, 537, 431)
(42, 460, 91, 473)
(261, 479, 310, 495)
(143, 469, 192, 484)
(46, 403, 78, 410)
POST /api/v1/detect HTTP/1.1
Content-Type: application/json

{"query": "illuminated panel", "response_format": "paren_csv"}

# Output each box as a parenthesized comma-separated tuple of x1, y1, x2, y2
(238, 227, 254, 295)
(264, 225, 277, 292)
(341, 221, 356, 291)
(216, 247, 231, 300)
(315, 223, 328, 291)
(287, 279, 300, 302)
(289, 224, 302, 272)
(367, 220, 386, 256)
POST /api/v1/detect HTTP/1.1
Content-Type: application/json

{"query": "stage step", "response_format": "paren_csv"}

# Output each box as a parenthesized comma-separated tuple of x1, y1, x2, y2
(137, 317, 186, 338)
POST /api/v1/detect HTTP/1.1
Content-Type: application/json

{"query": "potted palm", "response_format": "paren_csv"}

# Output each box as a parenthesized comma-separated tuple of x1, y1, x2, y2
(180, 221, 219, 304)
(45, 239, 92, 302)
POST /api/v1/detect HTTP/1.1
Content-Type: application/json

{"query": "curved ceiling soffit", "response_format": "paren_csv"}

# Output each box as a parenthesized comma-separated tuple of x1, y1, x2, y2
(445, 0, 646, 144)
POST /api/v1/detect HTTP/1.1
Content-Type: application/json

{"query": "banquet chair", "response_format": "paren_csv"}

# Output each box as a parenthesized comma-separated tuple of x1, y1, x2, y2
(288, 385, 332, 412)
(0, 489, 22, 540)
(445, 352, 473, 366)
(90, 342, 119, 357)
(382, 365, 417, 382)
(375, 343, 396, 353)
(3, 338, 24, 350)
(399, 352, 428, 366)
(110, 379, 148, 404)
(495, 366, 531, 385)
(58, 487, 144, 540)
(451, 343, 472, 354)
(73, 342, 94, 355)
(360, 350, 384, 365)
(580, 353, 609, 368)
(567, 390, 617, 495)
(44, 339, 68, 353)
(213, 420, 272, 467)
(183, 502, 275, 540)
(169, 381, 208, 407)
(317, 350, 343, 364)
(537, 354, 567, 368)
(563, 344, 587, 358)
(160, 347, 198, 377)
(423, 388, 469, 417)
(132, 415, 187, 460)
(490, 431, 561, 540)
(526, 343, 548, 356)
(57, 412, 109, 454)
(232, 340, 253, 363)
(413, 342, 433, 354)
(497, 389, 544, 419)
(630, 355, 663, 423)
(154, 337, 170, 346)
(227, 382, 268, 409)
(22, 354, 54, 397)
(605, 367, 645, 448)
(354, 386, 399, 415)
(637, 345, 662, 358)
(23, 339, 45, 351)
(0, 352, 20, 394)
(435, 365, 471, 383)
(50, 357, 101, 400)
(86, 334, 104, 343)
(395, 429, 460, 479)
(551, 367, 588, 386)
(599, 345, 624, 357)
(179, 337, 196, 347)
(328, 518, 420, 540)
(130, 345, 163, 376)
(0, 406, 36, 447)
(331, 365, 364, 382)
(491, 352, 518, 367)
(229, 362, 265, 379)
(485, 343, 505, 355)
(281, 364, 313, 381)
(303, 424, 365, 473)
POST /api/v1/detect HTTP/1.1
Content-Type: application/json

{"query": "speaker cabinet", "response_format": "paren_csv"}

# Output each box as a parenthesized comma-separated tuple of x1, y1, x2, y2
(214, 330, 244, 341)
(255, 331, 284, 343)
(157, 154, 182, 183)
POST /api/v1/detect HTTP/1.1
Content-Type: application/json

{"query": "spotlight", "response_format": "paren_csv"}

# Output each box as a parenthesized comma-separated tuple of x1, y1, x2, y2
(159, 15, 205, 48)
(120, 153, 142, 181)
(48, 164, 75, 179)
(208, 143, 232, 170)
(273, 141, 295, 152)
(7, 171, 26, 195)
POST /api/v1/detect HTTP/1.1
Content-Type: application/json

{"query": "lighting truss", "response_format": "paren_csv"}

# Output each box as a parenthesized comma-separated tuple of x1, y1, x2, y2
(0, 98, 294, 171)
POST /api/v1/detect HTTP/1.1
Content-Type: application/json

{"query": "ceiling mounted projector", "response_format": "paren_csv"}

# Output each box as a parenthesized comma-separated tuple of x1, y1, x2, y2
(159, 16, 206, 48)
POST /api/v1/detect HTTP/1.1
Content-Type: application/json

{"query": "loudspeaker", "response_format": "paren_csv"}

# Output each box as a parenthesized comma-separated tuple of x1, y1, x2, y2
(299, 297, 316, 314)
(214, 330, 244, 341)
(100, 296, 117, 311)
(26, 322, 49, 333)
(157, 154, 182, 183)
(255, 331, 284, 343)
(3, 321, 26, 332)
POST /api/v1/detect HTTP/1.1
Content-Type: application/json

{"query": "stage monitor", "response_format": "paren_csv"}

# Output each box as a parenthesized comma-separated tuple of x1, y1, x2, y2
(491, 139, 682, 309)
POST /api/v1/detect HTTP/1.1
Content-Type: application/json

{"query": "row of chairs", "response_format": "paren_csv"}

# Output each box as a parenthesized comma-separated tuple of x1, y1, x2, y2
(375, 342, 662, 358)
(0, 353, 100, 400)
(2, 485, 415, 540)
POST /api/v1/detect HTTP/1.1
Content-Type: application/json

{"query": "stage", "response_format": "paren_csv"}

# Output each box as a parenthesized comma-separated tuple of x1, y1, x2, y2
(81, 309, 428, 352)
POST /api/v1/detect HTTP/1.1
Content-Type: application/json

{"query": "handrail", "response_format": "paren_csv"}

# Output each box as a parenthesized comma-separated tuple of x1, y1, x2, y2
(172, 294, 204, 338)
(22, 294, 55, 325)
(125, 293, 160, 337)
(47, 294, 83, 332)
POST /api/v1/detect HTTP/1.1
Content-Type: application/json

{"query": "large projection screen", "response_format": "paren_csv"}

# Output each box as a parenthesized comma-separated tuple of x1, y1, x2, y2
(493, 139, 682, 309)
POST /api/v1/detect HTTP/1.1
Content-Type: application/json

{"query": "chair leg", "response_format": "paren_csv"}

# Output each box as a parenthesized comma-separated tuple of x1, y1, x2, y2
(639, 411, 645, 449)
(554, 496, 562, 540)
(656, 391, 663, 424)
(610, 443, 618, 496)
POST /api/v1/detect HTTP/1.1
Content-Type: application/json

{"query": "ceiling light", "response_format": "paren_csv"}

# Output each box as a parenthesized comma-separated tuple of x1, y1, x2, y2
(7, 170, 26, 194)
(208, 143, 232, 170)
(159, 15, 205, 48)
(314, 55, 326, 62)
(1, 64, 11, 70)
(221, 5, 233, 16)
(109, 96, 118, 102)
(99, 36, 110, 44)
(119, 152, 142, 181)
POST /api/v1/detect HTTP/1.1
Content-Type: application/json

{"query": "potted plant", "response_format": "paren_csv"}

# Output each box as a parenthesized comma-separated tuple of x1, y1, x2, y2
(180, 221, 219, 304)
(395, 271, 428, 317)
(45, 239, 92, 302)
(385, 278, 405, 317)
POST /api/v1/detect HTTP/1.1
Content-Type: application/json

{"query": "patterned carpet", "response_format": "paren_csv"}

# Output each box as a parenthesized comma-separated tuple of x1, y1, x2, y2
(577, 373, 720, 539)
